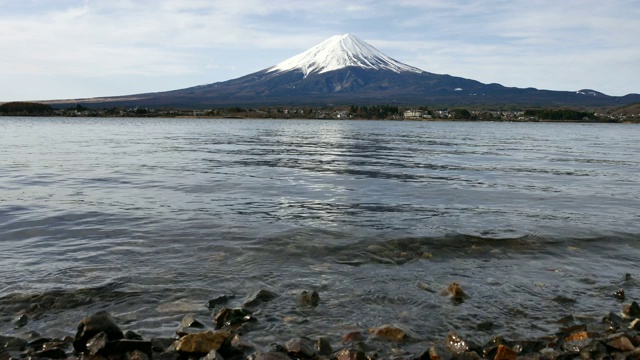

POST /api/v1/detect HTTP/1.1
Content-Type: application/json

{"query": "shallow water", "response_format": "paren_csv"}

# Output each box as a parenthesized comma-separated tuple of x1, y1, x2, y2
(0, 117, 639, 353)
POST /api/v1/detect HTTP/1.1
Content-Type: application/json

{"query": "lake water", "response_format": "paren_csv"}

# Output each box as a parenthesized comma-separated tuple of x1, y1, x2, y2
(0, 117, 639, 354)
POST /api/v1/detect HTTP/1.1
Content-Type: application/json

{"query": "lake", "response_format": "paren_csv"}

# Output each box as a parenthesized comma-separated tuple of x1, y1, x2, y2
(0, 117, 639, 354)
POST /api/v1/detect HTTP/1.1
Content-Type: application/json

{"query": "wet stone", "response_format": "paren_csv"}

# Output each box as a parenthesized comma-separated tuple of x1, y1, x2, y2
(446, 332, 469, 355)
(603, 312, 624, 327)
(369, 324, 408, 342)
(252, 351, 294, 360)
(494, 345, 517, 360)
(32, 347, 68, 359)
(151, 337, 175, 353)
(174, 330, 230, 354)
(125, 349, 149, 360)
(446, 282, 468, 303)
(342, 331, 364, 344)
(177, 314, 209, 337)
(124, 330, 143, 341)
(605, 334, 635, 352)
(315, 337, 332, 356)
(87, 331, 109, 355)
(552, 295, 577, 305)
(565, 331, 589, 342)
(207, 295, 232, 308)
(335, 348, 367, 360)
(243, 289, 279, 309)
(12, 314, 28, 329)
(106, 339, 153, 358)
(284, 337, 317, 359)
(296, 290, 320, 307)
(0, 335, 28, 351)
(623, 301, 640, 318)
(202, 349, 224, 360)
(73, 311, 124, 353)
(614, 289, 625, 301)
(476, 321, 493, 332)
(562, 338, 593, 353)
(214, 307, 253, 329)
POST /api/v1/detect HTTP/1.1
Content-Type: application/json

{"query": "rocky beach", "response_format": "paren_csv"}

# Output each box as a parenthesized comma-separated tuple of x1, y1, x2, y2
(2, 280, 640, 360)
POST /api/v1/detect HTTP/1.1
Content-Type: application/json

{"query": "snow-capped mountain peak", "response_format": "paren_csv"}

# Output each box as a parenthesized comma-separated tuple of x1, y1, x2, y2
(268, 34, 423, 77)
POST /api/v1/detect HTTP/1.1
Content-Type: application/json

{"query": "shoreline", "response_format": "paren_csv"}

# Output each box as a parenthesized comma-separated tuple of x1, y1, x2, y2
(2, 288, 640, 360)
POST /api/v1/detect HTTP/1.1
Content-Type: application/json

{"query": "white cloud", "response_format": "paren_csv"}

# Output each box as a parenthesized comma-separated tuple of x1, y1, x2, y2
(0, 0, 638, 100)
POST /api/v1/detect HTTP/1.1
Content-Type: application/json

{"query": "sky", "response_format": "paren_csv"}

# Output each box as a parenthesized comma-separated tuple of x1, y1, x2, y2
(1, 0, 639, 102)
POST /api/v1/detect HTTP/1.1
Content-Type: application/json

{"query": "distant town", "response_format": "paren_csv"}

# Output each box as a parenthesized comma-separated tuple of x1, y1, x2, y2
(1, 101, 639, 123)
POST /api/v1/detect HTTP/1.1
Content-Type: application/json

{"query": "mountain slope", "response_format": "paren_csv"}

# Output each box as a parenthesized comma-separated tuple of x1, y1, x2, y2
(48, 34, 640, 108)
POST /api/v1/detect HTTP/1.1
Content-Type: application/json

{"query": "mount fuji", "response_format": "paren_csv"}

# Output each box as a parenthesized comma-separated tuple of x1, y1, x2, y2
(52, 34, 639, 108)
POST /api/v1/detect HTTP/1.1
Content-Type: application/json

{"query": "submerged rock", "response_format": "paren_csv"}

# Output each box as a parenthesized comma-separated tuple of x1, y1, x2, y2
(12, 314, 29, 328)
(445, 332, 469, 355)
(207, 294, 232, 308)
(444, 282, 468, 302)
(369, 324, 409, 342)
(243, 289, 279, 309)
(614, 288, 625, 301)
(214, 307, 253, 329)
(296, 290, 320, 307)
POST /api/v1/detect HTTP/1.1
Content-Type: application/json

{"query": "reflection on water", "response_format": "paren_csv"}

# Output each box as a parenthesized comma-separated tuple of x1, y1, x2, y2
(0, 118, 639, 349)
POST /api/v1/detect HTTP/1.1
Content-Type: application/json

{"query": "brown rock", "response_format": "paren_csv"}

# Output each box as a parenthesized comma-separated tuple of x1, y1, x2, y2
(494, 344, 517, 360)
(369, 324, 407, 342)
(447, 282, 468, 301)
(342, 331, 364, 344)
(297, 290, 320, 307)
(174, 331, 230, 354)
(335, 348, 367, 360)
(446, 332, 469, 355)
(606, 334, 635, 352)
(125, 350, 149, 360)
(565, 331, 589, 342)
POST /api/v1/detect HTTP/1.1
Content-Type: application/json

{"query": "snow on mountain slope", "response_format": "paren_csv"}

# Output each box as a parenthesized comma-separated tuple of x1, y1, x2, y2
(268, 34, 423, 77)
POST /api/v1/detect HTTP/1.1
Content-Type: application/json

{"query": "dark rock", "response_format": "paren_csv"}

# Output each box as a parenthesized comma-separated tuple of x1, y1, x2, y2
(252, 351, 294, 360)
(562, 338, 593, 354)
(207, 295, 232, 308)
(151, 337, 175, 353)
(296, 291, 320, 307)
(315, 337, 332, 356)
(174, 330, 230, 354)
(106, 339, 153, 358)
(605, 333, 635, 352)
(415, 346, 451, 360)
(603, 312, 624, 327)
(552, 296, 577, 305)
(214, 307, 253, 329)
(269, 343, 286, 353)
(202, 349, 224, 360)
(369, 324, 409, 342)
(125, 349, 149, 360)
(177, 314, 209, 337)
(243, 289, 279, 309)
(86, 331, 109, 355)
(614, 289, 625, 301)
(623, 301, 640, 318)
(624, 273, 632, 281)
(510, 340, 545, 354)
(334, 348, 367, 360)
(26, 336, 53, 350)
(124, 331, 144, 341)
(284, 337, 316, 359)
(0, 335, 28, 351)
(154, 351, 182, 360)
(229, 334, 259, 356)
(342, 331, 364, 344)
(445, 332, 469, 355)
(73, 310, 124, 353)
(446, 282, 468, 303)
(13, 314, 28, 328)
(476, 321, 493, 331)
(32, 347, 68, 359)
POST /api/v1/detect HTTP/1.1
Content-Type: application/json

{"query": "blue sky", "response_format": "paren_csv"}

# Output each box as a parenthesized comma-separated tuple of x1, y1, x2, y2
(1, 0, 639, 102)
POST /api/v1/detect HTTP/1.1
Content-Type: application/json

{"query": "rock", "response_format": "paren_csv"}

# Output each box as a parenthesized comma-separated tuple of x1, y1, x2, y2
(605, 334, 635, 352)
(630, 318, 640, 330)
(445, 332, 469, 355)
(552, 295, 577, 305)
(252, 351, 294, 360)
(177, 314, 209, 337)
(13, 314, 28, 328)
(445, 282, 468, 302)
(603, 312, 624, 327)
(124, 330, 144, 341)
(32, 348, 68, 359)
(207, 295, 232, 308)
(493, 344, 518, 360)
(622, 301, 640, 318)
(73, 310, 124, 353)
(86, 331, 109, 355)
(202, 349, 225, 360)
(174, 331, 230, 354)
(476, 321, 493, 331)
(243, 289, 278, 309)
(297, 290, 320, 307)
(0, 335, 28, 351)
(565, 331, 589, 342)
(342, 331, 364, 344)
(106, 339, 153, 358)
(214, 307, 253, 329)
(510, 340, 545, 354)
(334, 348, 367, 360)
(614, 289, 625, 301)
(315, 337, 332, 356)
(369, 324, 408, 342)
(284, 337, 317, 358)
(151, 337, 175, 353)
(125, 350, 149, 360)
